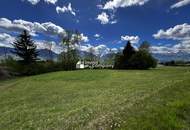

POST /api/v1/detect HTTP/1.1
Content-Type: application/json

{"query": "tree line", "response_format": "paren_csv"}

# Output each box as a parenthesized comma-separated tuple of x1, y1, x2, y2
(2, 30, 157, 75)
(114, 41, 157, 69)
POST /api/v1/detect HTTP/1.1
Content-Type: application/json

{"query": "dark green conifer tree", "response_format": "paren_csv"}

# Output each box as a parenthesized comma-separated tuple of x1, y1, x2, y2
(12, 30, 38, 64)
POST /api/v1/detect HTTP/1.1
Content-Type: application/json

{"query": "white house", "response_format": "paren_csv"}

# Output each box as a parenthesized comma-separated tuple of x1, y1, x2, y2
(76, 60, 85, 69)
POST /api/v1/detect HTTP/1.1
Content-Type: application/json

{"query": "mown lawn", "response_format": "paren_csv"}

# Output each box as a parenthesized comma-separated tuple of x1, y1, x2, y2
(0, 67, 190, 130)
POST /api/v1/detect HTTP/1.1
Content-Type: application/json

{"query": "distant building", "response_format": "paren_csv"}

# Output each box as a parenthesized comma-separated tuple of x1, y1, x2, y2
(76, 60, 85, 69)
(76, 60, 113, 69)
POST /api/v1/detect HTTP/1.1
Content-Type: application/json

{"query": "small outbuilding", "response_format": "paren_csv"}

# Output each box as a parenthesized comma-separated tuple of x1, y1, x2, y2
(76, 60, 85, 69)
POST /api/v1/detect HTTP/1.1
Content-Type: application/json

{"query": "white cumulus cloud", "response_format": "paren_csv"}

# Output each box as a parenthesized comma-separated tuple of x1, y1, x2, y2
(0, 33, 15, 48)
(41, 22, 66, 38)
(35, 40, 64, 54)
(96, 12, 109, 24)
(0, 18, 66, 38)
(153, 24, 190, 54)
(121, 35, 140, 44)
(23, 0, 57, 5)
(44, 0, 57, 4)
(96, 12, 117, 25)
(151, 40, 190, 54)
(56, 3, 76, 16)
(0, 18, 29, 32)
(76, 44, 117, 56)
(80, 33, 89, 42)
(153, 23, 190, 40)
(103, 0, 149, 10)
(170, 0, 190, 9)
(150, 46, 175, 54)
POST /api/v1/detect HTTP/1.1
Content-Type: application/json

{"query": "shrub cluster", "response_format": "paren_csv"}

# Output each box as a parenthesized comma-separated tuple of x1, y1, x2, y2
(161, 60, 190, 66)
(2, 57, 62, 76)
(114, 41, 157, 70)
(58, 49, 79, 71)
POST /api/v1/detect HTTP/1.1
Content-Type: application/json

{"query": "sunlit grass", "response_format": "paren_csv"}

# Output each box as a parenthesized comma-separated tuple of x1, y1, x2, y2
(0, 67, 190, 130)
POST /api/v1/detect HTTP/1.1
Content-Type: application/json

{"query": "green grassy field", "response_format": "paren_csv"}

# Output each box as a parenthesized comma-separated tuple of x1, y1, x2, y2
(0, 67, 190, 130)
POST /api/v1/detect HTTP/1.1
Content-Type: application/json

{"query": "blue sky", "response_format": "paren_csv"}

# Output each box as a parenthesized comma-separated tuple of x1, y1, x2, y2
(0, 0, 190, 54)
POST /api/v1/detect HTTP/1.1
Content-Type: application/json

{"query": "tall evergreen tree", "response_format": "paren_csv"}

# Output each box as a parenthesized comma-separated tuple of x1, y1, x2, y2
(12, 30, 38, 64)
(123, 41, 136, 59)
(114, 41, 157, 69)
(114, 41, 136, 69)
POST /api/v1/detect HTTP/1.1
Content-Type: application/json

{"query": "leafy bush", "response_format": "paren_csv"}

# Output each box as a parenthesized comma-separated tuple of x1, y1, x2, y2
(114, 53, 124, 69)
(58, 49, 79, 70)
(0, 67, 11, 80)
(114, 41, 157, 70)
(2, 57, 62, 76)
(161, 60, 190, 66)
(1, 56, 20, 73)
(128, 50, 157, 69)
(18, 62, 63, 76)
